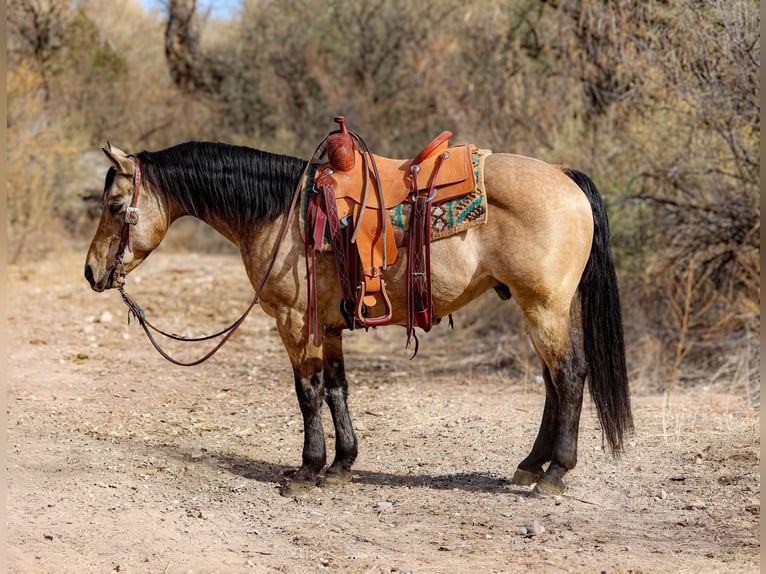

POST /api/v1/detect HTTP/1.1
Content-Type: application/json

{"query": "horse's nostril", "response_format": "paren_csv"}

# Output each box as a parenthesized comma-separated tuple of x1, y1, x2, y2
(84, 264, 95, 287)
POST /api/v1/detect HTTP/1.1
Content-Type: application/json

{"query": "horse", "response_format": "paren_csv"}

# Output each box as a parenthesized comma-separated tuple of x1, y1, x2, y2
(84, 139, 632, 495)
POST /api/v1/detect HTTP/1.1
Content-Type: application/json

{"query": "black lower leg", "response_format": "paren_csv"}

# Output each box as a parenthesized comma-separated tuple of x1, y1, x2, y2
(537, 352, 586, 493)
(514, 366, 558, 484)
(323, 331, 358, 475)
(292, 360, 327, 482)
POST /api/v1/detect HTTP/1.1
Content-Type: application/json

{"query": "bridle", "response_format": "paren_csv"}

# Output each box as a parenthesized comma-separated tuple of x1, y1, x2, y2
(113, 155, 142, 286)
(113, 154, 307, 366)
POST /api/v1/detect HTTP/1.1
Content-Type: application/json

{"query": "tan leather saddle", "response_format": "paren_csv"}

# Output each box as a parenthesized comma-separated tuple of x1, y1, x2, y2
(305, 117, 476, 345)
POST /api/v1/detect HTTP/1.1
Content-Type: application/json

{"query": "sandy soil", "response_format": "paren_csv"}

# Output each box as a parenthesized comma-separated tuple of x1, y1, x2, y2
(7, 249, 760, 573)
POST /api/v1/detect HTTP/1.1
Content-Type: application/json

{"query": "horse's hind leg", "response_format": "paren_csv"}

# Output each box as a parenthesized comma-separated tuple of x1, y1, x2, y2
(512, 363, 558, 485)
(514, 308, 587, 494)
(322, 328, 358, 480)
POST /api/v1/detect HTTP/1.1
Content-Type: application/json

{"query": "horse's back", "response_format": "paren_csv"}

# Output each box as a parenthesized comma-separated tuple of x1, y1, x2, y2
(484, 153, 591, 216)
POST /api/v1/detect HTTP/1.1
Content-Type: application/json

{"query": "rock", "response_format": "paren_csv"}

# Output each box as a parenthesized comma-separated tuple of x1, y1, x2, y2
(527, 520, 545, 535)
(686, 498, 706, 510)
(374, 501, 393, 511)
(516, 527, 528, 536)
(100, 311, 114, 323)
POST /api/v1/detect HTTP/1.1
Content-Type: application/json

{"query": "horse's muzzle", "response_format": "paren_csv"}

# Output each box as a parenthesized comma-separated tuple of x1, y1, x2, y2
(84, 263, 98, 290)
(84, 263, 116, 292)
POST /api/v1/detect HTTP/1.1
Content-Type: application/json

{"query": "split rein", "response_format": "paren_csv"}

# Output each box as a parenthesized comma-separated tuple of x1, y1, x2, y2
(115, 155, 307, 367)
(118, 288, 258, 367)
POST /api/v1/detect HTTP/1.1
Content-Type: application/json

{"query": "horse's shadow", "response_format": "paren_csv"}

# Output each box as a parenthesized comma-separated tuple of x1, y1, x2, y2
(215, 453, 521, 494)
(88, 433, 528, 495)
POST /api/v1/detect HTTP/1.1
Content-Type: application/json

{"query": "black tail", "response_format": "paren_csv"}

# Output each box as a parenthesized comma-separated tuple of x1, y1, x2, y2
(566, 169, 633, 454)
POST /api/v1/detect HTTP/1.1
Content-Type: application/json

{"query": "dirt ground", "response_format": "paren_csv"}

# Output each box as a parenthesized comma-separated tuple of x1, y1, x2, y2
(7, 248, 760, 573)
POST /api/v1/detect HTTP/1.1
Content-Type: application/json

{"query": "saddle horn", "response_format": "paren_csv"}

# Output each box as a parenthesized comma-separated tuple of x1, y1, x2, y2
(326, 116, 356, 172)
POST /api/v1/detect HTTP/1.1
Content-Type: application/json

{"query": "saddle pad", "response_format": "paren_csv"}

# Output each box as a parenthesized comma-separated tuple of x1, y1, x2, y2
(301, 147, 491, 250)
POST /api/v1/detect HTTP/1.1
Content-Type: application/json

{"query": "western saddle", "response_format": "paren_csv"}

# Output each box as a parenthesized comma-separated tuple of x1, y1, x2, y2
(305, 117, 476, 346)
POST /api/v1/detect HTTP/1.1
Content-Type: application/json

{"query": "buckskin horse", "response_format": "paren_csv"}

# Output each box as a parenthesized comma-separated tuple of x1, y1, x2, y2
(84, 134, 632, 495)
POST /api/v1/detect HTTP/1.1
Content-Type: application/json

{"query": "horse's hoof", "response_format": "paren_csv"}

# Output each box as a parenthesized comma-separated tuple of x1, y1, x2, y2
(511, 468, 542, 487)
(533, 477, 566, 495)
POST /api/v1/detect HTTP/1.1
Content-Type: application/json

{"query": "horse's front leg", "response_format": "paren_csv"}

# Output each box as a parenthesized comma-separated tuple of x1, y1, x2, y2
(274, 309, 326, 487)
(322, 327, 358, 480)
(292, 356, 326, 483)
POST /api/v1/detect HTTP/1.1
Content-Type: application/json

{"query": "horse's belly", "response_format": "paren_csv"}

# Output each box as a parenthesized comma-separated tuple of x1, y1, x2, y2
(356, 233, 491, 325)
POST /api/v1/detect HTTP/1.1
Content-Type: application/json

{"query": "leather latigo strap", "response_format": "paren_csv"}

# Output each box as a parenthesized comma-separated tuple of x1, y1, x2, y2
(314, 168, 355, 303)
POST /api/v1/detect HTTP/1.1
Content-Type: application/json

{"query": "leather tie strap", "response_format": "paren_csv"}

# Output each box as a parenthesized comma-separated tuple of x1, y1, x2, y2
(405, 151, 448, 348)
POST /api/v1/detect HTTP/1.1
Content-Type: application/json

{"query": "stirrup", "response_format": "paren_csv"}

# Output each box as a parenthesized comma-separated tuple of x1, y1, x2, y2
(340, 299, 357, 330)
(355, 280, 392, 327)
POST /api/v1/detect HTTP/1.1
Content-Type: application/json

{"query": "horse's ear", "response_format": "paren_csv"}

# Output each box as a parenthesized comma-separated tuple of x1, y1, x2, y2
(101, 142, 134, 175)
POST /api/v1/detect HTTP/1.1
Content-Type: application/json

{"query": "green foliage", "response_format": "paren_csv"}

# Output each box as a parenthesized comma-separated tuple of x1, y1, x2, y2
(90, 45, 128, 79)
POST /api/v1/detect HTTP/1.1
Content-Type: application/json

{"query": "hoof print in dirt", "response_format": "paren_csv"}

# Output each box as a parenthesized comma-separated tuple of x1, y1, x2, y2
(279, 478, 323, 498)
(323, 470, 354, 486)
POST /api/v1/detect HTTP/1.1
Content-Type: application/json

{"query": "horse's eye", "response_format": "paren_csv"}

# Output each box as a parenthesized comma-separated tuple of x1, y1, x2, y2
(109, 202, 124, 215)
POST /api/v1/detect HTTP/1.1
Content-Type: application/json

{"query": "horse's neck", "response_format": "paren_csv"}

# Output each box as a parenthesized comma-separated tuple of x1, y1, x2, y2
(163, 175, 299, 250)
(193, 210, 243, 246)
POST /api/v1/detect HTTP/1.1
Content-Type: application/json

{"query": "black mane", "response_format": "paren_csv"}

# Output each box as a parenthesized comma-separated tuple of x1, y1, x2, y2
(135, 141, 307, 226)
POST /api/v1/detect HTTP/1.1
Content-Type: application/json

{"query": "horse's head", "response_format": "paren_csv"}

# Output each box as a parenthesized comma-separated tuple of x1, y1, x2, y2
(84, 143, 169, 292)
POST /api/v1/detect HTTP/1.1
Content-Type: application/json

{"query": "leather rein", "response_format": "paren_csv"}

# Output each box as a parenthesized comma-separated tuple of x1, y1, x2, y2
(114, 155, 306, 367)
